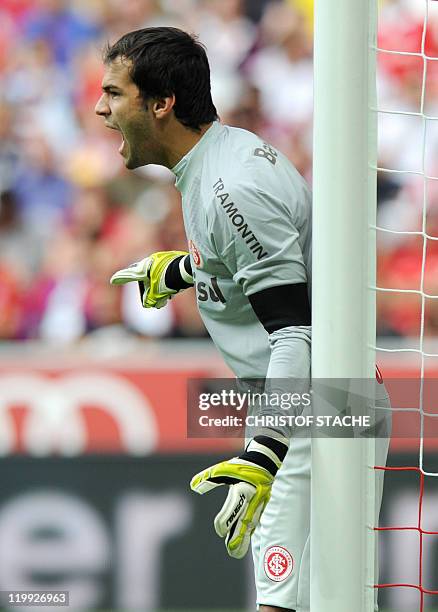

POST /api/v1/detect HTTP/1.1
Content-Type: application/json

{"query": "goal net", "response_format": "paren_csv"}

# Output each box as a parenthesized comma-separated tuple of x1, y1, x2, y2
(312, 1, 438, 611)
(374, 1, 438, 611)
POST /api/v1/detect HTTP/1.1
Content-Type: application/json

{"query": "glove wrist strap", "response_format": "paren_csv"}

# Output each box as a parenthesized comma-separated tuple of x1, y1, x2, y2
(239, 435, 289, 477)
(164, 255, 194, 291)
(179, 255, 194, 284)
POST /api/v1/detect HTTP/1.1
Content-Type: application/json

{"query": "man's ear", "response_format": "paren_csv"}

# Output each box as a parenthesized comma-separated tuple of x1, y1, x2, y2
(152, 95, 176, 119)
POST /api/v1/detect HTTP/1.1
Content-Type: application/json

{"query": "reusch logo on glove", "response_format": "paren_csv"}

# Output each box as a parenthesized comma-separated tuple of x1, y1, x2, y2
(264, 546, 294, 582)
(226, 493, 246, 527)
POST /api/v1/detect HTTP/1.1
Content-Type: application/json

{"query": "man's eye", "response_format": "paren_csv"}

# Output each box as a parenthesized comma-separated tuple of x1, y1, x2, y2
(109, 92, 120, 98)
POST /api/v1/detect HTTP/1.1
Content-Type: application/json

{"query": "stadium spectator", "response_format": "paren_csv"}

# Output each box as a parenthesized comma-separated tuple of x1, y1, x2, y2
(0, 0, 434, 341)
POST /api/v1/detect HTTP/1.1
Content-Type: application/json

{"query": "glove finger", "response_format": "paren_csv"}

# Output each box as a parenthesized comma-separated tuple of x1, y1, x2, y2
(225, 497, 265, 559)
(190, 460, 238, 495)
(191, 457, 272, 496)
(190, 470, 222, 495)
(214, 482, 255, 538)
(110, 259, 152, 285)
(145, 295, 170, 309)
(110, 269, 142, 284)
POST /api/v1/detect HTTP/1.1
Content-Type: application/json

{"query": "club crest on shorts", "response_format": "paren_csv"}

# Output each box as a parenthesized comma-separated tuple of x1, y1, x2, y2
(189, 240, 202, 268)
(264, 546, 294, 582)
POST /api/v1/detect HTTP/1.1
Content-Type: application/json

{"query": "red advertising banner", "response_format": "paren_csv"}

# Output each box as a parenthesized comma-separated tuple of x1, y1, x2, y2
(0, 353, 236, 455)
(0, 346, 434, 455)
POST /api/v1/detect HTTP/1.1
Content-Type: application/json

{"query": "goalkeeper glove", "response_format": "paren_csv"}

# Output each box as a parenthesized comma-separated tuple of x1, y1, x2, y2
(110, 251, 193, 309)
(190, 435, 289, 559)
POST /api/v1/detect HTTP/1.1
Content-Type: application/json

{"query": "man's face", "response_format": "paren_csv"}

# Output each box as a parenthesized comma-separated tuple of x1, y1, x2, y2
(95, 57, 157, 169)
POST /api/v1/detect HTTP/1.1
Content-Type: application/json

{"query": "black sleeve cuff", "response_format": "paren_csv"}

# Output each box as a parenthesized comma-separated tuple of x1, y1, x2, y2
(248, 283, 311, 333)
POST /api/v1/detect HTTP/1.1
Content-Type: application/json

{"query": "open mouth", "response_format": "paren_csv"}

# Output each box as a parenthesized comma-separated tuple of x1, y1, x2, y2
(104, 124, 126, 155)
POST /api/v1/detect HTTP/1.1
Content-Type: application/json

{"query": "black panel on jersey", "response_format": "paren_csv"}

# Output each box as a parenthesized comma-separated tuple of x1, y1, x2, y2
(248, 283, 311, 333)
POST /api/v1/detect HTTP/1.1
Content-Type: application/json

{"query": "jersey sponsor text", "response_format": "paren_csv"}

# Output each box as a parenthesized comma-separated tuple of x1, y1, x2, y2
(213, 178, 268, 261)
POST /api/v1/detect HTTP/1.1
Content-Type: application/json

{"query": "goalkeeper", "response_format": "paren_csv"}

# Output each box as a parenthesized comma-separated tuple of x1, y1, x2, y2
(97, 27, 387, 612)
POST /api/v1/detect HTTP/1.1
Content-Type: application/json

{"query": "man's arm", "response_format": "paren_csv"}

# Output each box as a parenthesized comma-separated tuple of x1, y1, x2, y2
(191, 175, 312, 558)
(249, 282, 311, 437)
(191, 287, 311, 559)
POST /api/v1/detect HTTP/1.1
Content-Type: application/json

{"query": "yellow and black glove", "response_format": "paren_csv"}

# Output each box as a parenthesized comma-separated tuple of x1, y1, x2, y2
(110, 251, 193, 309)
(190, 435, 289, 559)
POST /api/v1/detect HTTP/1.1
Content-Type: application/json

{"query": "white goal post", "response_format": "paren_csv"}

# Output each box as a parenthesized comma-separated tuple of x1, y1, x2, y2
(311, 0, 378, 611)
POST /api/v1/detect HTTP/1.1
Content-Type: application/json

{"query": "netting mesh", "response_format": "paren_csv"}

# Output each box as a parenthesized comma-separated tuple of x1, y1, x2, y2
(373, 2, 438, 610)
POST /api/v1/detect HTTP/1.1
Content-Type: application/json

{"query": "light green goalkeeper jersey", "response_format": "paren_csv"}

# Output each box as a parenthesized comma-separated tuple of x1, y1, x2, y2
(172, 121, 311, 403)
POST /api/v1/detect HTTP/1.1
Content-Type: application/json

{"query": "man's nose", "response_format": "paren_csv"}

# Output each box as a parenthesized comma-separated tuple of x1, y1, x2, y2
(95, 94, 110, 116)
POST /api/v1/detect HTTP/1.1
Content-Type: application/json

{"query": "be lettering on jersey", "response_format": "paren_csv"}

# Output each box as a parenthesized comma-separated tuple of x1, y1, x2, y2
(212, 178, 269, 261)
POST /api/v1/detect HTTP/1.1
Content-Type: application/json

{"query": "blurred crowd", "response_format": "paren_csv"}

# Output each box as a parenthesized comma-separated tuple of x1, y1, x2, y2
(0, 0, 437, 343)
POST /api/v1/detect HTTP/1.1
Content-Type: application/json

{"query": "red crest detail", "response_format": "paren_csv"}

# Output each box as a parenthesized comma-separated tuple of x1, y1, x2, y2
(189, 240, 202, 267)
(263, 546, 294, 582)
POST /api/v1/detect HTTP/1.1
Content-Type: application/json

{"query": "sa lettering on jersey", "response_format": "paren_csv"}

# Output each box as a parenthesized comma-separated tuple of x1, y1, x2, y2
(196, 277, 226, 304)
